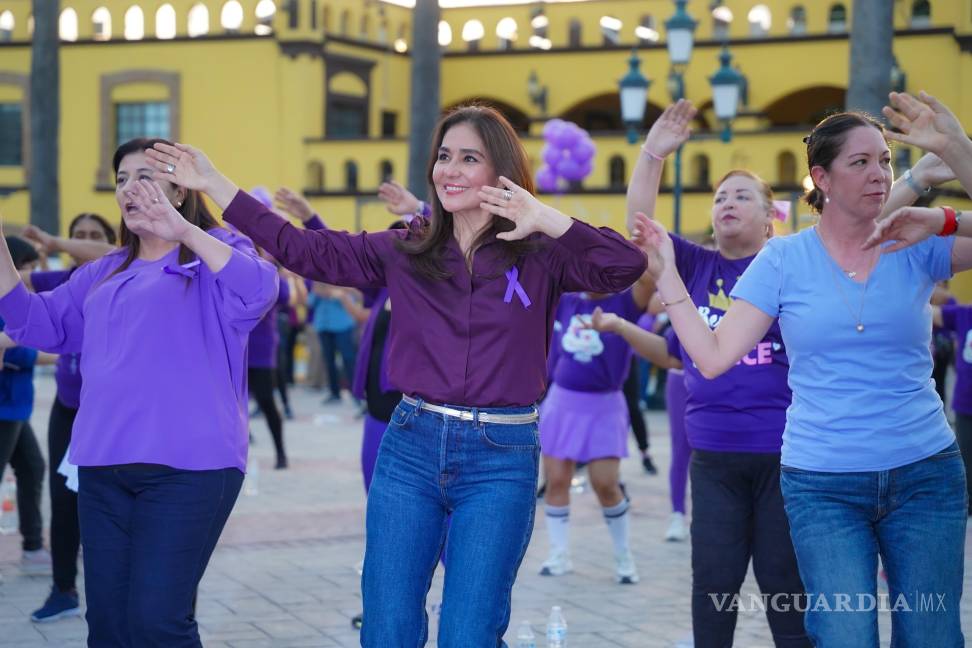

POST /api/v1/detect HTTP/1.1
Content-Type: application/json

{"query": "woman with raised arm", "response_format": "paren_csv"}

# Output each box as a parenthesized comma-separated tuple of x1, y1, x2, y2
(0, 137, 278, 646)
(626, 100, 809, 648)
(145, 105, 647, 644)
(641, 91, 969, 646)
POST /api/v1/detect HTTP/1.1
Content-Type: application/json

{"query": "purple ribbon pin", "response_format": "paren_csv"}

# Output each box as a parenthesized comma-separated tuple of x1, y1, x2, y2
(162, 259, 201, 278)
(504, 266, 531, 308)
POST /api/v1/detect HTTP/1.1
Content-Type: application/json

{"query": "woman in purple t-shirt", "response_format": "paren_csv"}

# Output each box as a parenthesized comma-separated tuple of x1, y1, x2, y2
(21, 213, 117, 623)
(626, 100, 810, 648)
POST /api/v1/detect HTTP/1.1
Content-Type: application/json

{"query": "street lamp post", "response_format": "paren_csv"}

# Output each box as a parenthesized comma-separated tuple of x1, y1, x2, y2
(664, 0, 697, 234)
(619, 49, 651, 144)
(709, 46, 743, 143)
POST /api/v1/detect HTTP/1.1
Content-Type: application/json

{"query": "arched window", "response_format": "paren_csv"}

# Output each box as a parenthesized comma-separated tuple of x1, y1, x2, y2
(438, 21, 452, 47)
(221, 1, 244, 32)
(155, 4, 177, 39)
(787, 6, 806, 34)
(92, 7, 111, 40)
(379, 160, 393, 183)
(827, 3, 847, 32)
(600, 15, 621, 45)
(712, 6, 732, 40)
(187, 3, 209, 37)
(777, 151, 797, 186)
(568, 19, 582, 48)
(339, 9, 350, 35)
(748, 5, 771, 36)
(59, 8, 78, 41)
(321, 5, 330, 32)
(636, 15, 658, 44)
(345, 160, 358, 192)
(910, 0, 930, 27)
(462, 19, 484, 51)
(496, 17, 517, 50)
(531, 8, 548, 39)
(124, 5, 144, 40)
(0, 11, 13, 41)
(255, 0, 275, 35)
(307, 161, 324, 191)
(692, 154, 711, 188)
(609, 156, 626, 189)
(360, 14, 370, 38)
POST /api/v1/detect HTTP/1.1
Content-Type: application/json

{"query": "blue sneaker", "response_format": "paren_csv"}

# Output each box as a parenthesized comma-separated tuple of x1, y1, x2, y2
(30, 588, 81, 623)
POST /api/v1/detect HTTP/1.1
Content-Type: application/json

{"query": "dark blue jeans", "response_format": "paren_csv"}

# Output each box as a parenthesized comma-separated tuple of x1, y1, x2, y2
(781, 442, 967, 647)
(78, 465, 243, 647)
(318, 329, 357, 398)
(362, 398, 539, 647)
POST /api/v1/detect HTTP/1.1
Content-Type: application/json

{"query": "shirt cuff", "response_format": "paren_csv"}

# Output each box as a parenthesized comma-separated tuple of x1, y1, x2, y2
(0, 282, 31, 330)
(223, 190, 265, 229)
(305, 215, 326, 231)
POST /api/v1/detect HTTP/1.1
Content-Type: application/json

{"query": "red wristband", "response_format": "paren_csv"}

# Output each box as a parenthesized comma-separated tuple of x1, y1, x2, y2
(939, 206, 957, 236)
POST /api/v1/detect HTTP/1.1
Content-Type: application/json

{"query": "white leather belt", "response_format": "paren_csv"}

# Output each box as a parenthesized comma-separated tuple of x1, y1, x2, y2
(402, 396, 539, 425)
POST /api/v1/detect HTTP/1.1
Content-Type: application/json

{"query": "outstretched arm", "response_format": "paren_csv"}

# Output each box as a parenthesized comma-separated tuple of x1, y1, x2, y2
(587, 308, 682, 369)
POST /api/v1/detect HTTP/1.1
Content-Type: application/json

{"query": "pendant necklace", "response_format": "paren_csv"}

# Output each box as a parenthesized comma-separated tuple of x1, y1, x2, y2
(820, 229, 877, 333)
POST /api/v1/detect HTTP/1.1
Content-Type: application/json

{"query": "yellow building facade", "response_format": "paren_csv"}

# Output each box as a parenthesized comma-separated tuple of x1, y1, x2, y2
(0, 0, 971, 286)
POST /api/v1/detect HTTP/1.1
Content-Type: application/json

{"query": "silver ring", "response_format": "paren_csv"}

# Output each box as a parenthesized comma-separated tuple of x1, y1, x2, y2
(152, 198, 160, 203)
(502, 189, 513, 202)
(165, 163, 175, 174)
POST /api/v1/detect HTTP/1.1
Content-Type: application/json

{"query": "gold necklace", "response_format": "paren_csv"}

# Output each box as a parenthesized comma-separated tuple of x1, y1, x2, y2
(818, 228, 878, 333)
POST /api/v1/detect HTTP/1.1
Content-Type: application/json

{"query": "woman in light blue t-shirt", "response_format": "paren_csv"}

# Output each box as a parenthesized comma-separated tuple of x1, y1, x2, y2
(636, 92, 970, 647)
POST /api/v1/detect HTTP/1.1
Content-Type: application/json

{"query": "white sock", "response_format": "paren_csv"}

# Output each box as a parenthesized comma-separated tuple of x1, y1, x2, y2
(603, 499, 630, 555)
(544, 504, 570, 554)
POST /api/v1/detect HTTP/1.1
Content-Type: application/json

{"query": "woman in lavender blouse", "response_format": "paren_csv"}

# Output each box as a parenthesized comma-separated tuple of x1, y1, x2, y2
(141, 106, 649, 644)
(0, 137, 279, 646)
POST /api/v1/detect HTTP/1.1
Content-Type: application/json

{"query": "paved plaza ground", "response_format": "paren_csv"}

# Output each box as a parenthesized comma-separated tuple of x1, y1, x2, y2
(1, 374, 970, 647)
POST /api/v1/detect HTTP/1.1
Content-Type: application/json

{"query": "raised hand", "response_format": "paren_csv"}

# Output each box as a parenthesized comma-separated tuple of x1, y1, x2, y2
(586, 306, 624, 334)
(863, 205, 945, 253)
(478, 176, 569, 241)
(910, 152, 955, 188)
(642, 99, 696, 159)
(274, 187, 315, 222)
(145, 142, 220, 192)
(378, 180, 421, 216)
(630, 212, 673, 279)
(21, 225, 55, 253)
(124, 179, 192, 242)
(884, 92, 968, 158)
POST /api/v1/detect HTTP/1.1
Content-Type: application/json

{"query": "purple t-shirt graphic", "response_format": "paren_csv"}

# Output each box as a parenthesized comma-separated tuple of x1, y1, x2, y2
(549, 290, 643, 393)
(672, 235, 791, 453)
(940, 304, 972, 415)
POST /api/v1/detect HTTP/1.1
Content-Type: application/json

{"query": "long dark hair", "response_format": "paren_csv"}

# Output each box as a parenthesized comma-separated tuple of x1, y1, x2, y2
(68, 212, 116, 245)
(110, 137, 219, 276)
(395, 105, 540, 280)
(803, 112, 885, 213)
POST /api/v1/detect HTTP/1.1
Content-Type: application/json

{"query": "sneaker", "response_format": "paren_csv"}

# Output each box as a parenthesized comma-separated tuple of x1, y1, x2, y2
(641, 453, 658, 475)
(615, 549, 640, 584)
(31, 588, 80, 623)
(539, 550, 573, 576)
(664, 512, 688, 542)
(21, 548, 52, 576)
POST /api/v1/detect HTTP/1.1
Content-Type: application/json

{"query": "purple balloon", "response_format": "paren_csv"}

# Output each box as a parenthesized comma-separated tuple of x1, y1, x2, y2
(557, 157, 584, 182)
(571, 138, 596, 164)
(554, 125, 581, 149)
(536, 165, 558, 193)
(542, 145, 563, 168)
(542, 118, 566, 139)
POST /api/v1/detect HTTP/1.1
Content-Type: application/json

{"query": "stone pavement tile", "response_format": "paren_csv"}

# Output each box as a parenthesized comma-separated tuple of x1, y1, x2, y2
(253, 618, 323, 640)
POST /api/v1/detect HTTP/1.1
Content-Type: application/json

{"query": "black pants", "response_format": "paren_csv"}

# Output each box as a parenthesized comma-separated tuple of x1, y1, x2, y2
(954, 413, 972, 514)
(275, 314, 292, 409)
(0, 419, 45, 551)
(248, 367, 286, 463)
(690, 449, 810, 648)
(48, 397, 81, 591)
(623, 357, 649, 452)
(283, 323, 302, 385)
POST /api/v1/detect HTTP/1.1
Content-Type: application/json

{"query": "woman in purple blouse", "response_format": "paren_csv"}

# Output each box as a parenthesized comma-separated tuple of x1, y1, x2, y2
(141, 106, 648, 644)
(0, 138, 279, 646)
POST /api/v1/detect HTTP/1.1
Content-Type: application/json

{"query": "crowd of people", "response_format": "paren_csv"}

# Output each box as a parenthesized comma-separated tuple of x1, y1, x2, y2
(0, 88, 968, 647)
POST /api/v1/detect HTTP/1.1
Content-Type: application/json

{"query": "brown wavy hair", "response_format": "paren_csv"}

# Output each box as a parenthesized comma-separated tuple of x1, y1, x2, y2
(110, 137, 219, 277)
(395, 105, 541, 280)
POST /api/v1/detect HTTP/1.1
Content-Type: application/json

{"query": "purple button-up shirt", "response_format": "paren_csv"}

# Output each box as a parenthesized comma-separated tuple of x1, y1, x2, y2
(224, 190, 646, 407)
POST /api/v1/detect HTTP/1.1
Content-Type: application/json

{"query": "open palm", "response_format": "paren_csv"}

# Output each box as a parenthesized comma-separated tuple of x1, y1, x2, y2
(125, 180, 191, 242)
(378, 181, 420, 216)
(146, 142, 219, 192)
(863, 206, 944, 253)
(643, 99, 696, 158)
(884, 91, 965, 156)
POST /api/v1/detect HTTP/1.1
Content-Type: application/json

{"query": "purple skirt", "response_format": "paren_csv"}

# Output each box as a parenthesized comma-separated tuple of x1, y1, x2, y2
(539, 384, 629, 462)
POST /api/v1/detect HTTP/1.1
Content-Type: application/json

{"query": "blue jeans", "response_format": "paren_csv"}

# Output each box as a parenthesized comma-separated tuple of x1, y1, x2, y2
(78, 465, 243, 647)
(318, 329, 358, 398)
(780, 442, 967, 648)
(361, 398, 539, 647)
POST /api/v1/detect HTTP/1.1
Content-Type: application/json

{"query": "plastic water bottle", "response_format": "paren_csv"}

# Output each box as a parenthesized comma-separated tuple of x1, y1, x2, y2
(0, 480, 17, 534)
(515, 620, 536, 648)
(244, 456, 260, 496)
(546, 606, 567, 647)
